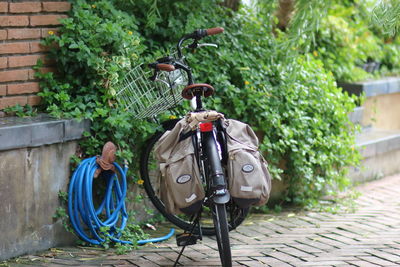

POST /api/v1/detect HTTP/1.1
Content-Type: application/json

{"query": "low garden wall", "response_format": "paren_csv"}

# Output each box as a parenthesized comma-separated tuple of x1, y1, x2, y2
(0, 115, 88, 260)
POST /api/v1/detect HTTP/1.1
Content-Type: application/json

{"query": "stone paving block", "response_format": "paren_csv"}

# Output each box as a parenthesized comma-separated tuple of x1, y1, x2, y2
(178, 249, 208, 261)
(277, 247, 315, 259)
(303, 256, 359, 262)
(230, 233, 262, 244)
(267, 251, 305, 264)
(236, 260, 267, 267)
(127, 258, 160, 267)
(235, 227, 268, 240)
(346, 260, 380, 267)
(318, 233, 360, 245)
(142, 253, 176, 265)
(231, 249, 265, 257)
(381, 248, 400, 256)
(300, 261, 347, 266)
(357, 255, 397, 266)
(305, 239, 337, 251)
(367, 250, 400, 262)
(314, 235, 352, 247)
(249, 256, 293, 267)
(255, 222, 289, 233)
(250, 225, 277, 236)
(112, 262, 133, 267)
(188, 259, 230, 265)
(157, 251, 192, 263)
(290, 242, 325, 254)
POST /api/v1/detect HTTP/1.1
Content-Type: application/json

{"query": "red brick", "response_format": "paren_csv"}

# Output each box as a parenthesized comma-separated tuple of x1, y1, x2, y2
(0, 57, 7, 69)
(0, 30, 7, 40)
(0, 16, 29, 27)
(30, 15, 67, 26)
(0, 42, 30, 55)
(0, 2, 8, 13)
(39, 67, 55, 74)
(0, 96, 28, 109)
(8, 29, 41, 40)
(30, 42, 50, 53)
(0, 85, 6, 96)
(7, 82, 40, 95)
(41, 28, 60, 38)
(9, 2, 41, 13)
(28, 68, 36, 80)
(8, 55, 44, 68)
(42, 2, 71, 12)
(0, 69, 29, 83)
(27, 95, 41, 106)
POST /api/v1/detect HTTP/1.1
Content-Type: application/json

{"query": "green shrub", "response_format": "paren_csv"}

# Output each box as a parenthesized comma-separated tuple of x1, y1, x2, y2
(38, 0, 360, 208)
(112, 1, 360, 204)
(311, 0, 400, 82)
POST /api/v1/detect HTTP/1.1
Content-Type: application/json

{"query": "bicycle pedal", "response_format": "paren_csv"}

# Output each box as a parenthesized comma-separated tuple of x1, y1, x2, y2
(176, 233, 199, 246)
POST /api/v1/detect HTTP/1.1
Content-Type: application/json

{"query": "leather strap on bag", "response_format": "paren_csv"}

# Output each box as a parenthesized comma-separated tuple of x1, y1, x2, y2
(186, 110, 225, 129)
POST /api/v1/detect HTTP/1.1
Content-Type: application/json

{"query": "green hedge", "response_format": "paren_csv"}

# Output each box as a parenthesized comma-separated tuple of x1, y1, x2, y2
(311, 0, 400, 82)
(37, 0, 360, 206)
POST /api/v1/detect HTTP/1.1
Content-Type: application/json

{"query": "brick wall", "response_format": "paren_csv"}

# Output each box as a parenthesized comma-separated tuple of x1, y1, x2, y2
(0, 1, 71, 110)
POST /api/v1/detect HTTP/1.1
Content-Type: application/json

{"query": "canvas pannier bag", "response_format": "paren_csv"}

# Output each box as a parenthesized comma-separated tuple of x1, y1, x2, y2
(155, 118, 205, 215)
(224, 119, 271, 208)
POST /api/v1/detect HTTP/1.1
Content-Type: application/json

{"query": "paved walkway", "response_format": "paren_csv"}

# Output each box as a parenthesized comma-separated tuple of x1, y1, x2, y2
(4, 174, 400, 267)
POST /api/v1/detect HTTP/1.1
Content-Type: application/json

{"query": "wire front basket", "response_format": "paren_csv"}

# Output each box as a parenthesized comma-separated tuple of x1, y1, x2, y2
(115, 64, 187, 119)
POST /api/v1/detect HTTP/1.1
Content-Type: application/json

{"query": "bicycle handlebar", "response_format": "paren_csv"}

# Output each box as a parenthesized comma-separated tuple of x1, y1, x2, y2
(177, 27, 224, 58)
(148, 27, 224, 83)
(206, 27, 224, 36)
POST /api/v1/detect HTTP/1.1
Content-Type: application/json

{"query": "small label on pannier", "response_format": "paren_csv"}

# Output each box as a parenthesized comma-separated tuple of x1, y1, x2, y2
(240, 186, 253, 192)
(177, 174, 192, 184)
(242, 164, 254, 173)
(185, 193, 197, 203)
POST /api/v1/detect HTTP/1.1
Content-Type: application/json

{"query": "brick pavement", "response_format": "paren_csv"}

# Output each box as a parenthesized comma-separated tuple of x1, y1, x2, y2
(4, 174, 400, 267)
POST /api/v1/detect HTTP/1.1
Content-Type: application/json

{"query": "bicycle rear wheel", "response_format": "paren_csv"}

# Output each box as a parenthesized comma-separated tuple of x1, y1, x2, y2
(213, 203, 232, 267)
(140, 120, 249, 235)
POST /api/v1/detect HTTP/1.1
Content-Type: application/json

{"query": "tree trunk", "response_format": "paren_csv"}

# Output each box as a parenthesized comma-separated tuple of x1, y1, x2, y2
(276, 0, 295, 31)
(223, 0, 240, 11)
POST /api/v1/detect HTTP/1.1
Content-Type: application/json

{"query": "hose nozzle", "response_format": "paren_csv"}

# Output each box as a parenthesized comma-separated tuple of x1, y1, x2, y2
(94, 141, 117, 178)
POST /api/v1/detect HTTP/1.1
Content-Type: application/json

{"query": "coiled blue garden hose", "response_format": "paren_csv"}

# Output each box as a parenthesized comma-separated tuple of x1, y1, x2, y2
(68, 156, 174, 246)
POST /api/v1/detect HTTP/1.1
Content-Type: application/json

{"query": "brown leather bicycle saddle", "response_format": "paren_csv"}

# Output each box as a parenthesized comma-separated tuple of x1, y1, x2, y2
(182, 83, 215, 100)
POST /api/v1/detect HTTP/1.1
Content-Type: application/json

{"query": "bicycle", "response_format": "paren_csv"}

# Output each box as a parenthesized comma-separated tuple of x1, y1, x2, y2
(117, 27, 249, 267)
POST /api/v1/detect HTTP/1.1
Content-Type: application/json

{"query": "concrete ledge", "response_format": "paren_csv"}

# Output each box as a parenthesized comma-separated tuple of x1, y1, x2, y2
(356, 129, 400, 158)
(0, 114, 90, 151)
(350, 149, 400, 184)
(338, 76, 400, 97)
(349, 106, 364, 125)
(351, 129, 400, 183)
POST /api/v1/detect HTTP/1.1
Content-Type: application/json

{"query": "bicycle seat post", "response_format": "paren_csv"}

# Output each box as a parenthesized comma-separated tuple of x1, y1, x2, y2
(195, 93, 203, 111)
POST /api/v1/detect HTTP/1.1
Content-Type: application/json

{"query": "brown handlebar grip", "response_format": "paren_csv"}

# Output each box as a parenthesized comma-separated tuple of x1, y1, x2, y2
(156, 64, 175, 72)
(206, 27, 224, 36)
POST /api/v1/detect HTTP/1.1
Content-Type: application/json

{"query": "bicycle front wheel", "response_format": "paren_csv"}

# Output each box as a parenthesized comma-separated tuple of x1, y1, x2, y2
(213, 203, 232, 267)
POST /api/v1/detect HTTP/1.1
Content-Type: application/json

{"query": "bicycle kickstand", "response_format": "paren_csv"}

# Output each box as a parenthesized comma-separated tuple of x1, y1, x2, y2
(173, 212, 203, 266)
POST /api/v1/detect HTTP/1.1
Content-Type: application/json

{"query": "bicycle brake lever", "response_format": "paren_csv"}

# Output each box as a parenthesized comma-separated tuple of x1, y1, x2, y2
(197, 43, 218, 48)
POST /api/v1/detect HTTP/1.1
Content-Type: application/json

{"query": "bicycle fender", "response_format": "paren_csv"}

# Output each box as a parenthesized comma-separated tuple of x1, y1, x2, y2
(213, 191, 230, 204)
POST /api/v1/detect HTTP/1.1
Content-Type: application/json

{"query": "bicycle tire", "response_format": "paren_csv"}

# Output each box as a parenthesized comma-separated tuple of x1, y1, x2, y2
(213, 203, 232, 267)
(139, 120, 249, 235)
